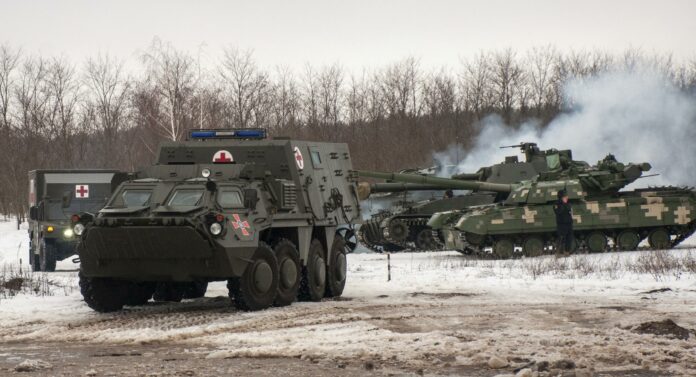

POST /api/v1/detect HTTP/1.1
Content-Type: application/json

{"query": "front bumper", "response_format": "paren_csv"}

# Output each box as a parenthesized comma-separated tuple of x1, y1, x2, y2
(79, 225, 254, 281)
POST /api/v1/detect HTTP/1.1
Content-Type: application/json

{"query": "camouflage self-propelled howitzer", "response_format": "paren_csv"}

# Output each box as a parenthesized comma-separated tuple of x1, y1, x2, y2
(364, 155, 696, 258)
(356, 143, 587, 252)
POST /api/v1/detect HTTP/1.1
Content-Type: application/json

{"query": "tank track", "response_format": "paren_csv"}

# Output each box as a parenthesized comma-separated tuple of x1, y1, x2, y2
(384, 216, 445, 252)
(357, 211, 405, 253)
(671, 220, 696, 248)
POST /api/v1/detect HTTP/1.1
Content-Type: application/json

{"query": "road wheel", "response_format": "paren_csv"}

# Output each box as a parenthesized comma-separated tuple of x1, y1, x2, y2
(325, 237, 347, 298)
(298, 239, 326, 302)
(648, 228, 671, 249)
(153, 282, 185, 302)
(414, 228, 438, 250)
(40, 241, 57, 272)
(522, 236, 544, 257)
(182, 282, 208, 299)
(231, 243, 279, 311)
(493, 238, 515, 259)
(273, 239, 300, 307)
(617, 230, 641, 251)
(387, 220, 409, 242)
(79, 273, 128, 313)
(586, 231, 608, 253)
(124, 282, 156, 306)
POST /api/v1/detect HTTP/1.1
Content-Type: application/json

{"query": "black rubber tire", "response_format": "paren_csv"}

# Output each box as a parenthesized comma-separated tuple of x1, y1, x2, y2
(298, 239, 326, 302)
(325, 237, 347, 298)
(79, 273, 128, 313)
(124, 282, 156, 306)
(153, 282, 185, 302)
(182, 281, 209, 299)
(273, 239, 300, 307)
(40, 242, 57, 272)
(230, 243, 279, 311)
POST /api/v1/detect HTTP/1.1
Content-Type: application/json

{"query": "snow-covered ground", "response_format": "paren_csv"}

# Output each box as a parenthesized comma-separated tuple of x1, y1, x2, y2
(1, 218, 695, 376)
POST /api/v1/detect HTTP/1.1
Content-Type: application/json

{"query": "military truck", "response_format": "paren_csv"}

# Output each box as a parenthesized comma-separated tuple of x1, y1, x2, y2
(27, 170, 128, 271)
(73, 129, 361, 312)
(357, 143, 587, 252)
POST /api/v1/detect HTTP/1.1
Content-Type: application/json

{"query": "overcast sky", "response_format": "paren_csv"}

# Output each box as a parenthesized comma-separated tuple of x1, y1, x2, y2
(1, 0, 694, 72)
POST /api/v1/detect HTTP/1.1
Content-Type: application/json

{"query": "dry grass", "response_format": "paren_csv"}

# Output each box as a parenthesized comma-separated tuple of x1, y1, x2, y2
(0, 262, 74, 301)
(424, 249, 696, 282)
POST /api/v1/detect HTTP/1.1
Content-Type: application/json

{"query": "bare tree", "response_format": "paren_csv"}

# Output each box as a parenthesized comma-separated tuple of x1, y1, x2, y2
(141, 39, 196, 141)
(219, 48, 271, 128)
(84, 54, 131, 167)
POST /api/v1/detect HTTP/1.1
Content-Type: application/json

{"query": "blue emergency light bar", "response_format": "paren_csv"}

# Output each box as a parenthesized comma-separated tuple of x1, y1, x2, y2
(188, 129, 267, 140)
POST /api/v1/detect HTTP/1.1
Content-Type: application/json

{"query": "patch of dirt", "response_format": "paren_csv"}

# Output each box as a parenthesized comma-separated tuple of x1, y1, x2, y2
(409, 292, 475, 299)
(632, 319, 692, 340)
(641, 287, 672, 294)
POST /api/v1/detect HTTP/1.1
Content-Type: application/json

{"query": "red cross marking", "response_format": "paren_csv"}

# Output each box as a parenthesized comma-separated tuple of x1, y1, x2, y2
(75, 185, 89, 198)
(213, 150, 234, 163)
(293, 146, 304, 169)
(232, 213, 251, 236)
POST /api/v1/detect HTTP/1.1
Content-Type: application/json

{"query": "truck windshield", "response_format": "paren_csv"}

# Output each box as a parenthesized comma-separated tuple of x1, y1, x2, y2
(217, 190, 243, 207)
(122, 190, 152, 207)
(168, 190, 205, 206)
(46, 200, 105, 220)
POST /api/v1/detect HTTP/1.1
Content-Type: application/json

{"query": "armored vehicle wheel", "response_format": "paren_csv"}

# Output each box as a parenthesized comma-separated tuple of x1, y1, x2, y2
(387, 220, 409, 242)
(40, 242, 57, 272)
(153, 283, 185, 302)
(325, 237, 347, 298)
(79, 273, 128, 313)
(231, 244, 279, 311)
(182, 282, 208, 299)
(493, 238, 515, 259)
(125, 282, 156, 306)
(299, 239, 326, 302)
(586, 232, 608, 253)
(617, 231, 641, 251)
(415, 228, 438, 250)
(648, 228, 671, 249)
(522, 236, 544, 257)
(273, 239, 300, 307)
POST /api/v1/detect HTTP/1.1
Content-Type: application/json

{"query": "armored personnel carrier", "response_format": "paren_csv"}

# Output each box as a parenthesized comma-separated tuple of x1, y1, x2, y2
(359, 155, 696, 258)
(27, 169, 128, 271)
(73, 129, 361, 312)
(357, 143, 585, 252)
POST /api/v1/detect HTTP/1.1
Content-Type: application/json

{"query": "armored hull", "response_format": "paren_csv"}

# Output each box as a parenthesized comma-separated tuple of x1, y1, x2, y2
(438, 187, 696, 257)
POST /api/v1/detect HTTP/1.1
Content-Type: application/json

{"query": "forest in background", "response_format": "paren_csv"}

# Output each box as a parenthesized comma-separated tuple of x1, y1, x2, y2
(1, 40, 696, 219)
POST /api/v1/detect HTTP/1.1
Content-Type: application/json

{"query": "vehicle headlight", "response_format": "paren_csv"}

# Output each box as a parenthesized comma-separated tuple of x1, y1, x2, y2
(201, 168, 211, 178)
(63, 228, 74, 238)
(210, 222, 222, 236)
(46, 226, 54, 233)
(74, 223, 85, 236)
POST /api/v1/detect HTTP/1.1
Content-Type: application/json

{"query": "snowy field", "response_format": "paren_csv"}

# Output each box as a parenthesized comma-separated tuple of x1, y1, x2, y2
(1, 218, 696, 376)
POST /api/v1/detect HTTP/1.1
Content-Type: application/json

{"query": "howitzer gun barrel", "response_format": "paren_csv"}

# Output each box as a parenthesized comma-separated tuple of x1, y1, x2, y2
(355, 171, 514, 193)
(357, 182, 448, 200)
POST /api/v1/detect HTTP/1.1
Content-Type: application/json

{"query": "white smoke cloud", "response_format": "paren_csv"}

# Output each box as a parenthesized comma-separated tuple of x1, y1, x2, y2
(437, 69, 696, 187)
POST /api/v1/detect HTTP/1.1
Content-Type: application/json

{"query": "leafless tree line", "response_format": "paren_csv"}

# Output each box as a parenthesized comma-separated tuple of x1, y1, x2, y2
(1, 41, 695, 220)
